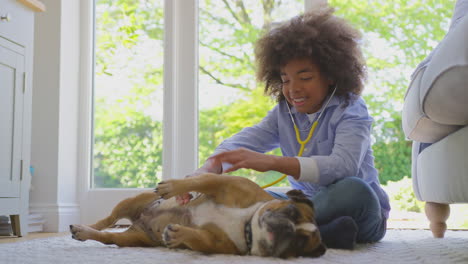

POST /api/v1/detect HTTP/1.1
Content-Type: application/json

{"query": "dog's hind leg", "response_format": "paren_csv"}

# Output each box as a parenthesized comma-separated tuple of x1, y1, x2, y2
(90, 192, 159, 230)
(70, 224, 159, 247)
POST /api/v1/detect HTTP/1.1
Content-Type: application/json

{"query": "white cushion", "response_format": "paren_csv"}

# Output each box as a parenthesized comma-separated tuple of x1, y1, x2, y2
(402, 68, 460, 143)
(413, 125, 468, 203)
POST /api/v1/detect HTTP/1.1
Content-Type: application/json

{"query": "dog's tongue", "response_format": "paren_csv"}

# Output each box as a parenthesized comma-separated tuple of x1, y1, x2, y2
(268, 231, 275, 242)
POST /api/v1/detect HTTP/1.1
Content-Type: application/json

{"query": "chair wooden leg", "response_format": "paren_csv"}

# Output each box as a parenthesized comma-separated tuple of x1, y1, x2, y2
(425, 202, 450, 238)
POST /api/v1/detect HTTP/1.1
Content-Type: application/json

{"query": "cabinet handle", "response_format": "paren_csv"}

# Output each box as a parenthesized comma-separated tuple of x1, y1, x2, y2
(23, 72, 26, 94)
(20, 160, 24, 181)
(1, 13, 11, 22)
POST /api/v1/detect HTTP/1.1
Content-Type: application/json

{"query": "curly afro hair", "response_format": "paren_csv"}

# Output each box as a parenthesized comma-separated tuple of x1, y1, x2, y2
(255, 6, 367, 105)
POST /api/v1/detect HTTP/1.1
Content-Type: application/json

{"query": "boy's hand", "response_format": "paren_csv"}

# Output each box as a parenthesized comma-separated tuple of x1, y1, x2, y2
(211, 148, 274, 173)
(176, 193, 193, 205)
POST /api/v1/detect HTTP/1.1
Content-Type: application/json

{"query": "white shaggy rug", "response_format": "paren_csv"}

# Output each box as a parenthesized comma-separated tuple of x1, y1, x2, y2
(1, 229, 468, 264)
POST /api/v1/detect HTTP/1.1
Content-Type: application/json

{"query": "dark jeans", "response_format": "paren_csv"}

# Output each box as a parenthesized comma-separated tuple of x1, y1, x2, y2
(267, 177, 387, 243)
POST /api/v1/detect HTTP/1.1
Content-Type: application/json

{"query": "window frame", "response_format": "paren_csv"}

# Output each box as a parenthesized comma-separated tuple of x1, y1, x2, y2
(78, 0, 199, 224)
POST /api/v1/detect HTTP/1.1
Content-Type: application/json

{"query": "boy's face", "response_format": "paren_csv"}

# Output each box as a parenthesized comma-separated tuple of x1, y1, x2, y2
(280, 58, 333, 114)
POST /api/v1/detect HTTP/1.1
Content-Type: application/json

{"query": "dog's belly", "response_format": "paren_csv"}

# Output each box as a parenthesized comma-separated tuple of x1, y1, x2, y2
(190, 200, 265, 254)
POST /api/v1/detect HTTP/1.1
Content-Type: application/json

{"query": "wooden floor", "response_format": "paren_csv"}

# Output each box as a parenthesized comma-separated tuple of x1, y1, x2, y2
(0, 232, 67, 244)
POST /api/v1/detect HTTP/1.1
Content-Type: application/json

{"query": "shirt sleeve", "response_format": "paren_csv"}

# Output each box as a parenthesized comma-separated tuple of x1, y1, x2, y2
(309, 99, 373, 186)
(213, 105, 281, 171)
(296, 156, 320, 183)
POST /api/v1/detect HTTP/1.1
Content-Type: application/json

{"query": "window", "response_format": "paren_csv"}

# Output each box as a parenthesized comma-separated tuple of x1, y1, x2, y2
(90, 0, 305, 189)
(92, 0, 164, 188)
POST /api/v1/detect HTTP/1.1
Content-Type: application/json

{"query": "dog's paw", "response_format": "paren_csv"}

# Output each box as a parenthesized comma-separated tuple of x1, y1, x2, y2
(155, 180, 179, 199)
(162, 224, 185, 248)
(70, 224, 94, 242)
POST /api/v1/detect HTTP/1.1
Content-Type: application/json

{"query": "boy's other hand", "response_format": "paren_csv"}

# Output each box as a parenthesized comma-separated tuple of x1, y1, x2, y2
(176, 193, 193, 205)
(211, 148, 274, 173)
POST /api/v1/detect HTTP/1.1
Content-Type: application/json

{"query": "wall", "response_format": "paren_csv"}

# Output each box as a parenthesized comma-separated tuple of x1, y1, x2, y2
(30, 0, 80, 232)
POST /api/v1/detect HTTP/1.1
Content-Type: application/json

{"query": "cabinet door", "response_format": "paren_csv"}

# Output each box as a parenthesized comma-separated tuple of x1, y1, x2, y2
(0, 43, 24, 198)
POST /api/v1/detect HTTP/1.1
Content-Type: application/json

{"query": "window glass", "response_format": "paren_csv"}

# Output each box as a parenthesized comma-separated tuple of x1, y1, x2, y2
(327, 0, 454, 185)
(93, 0, 164, 188)
(198, 0, 304, 187)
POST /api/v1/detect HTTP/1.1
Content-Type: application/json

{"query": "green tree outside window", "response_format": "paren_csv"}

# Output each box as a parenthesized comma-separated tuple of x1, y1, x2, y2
(92, 0, 455, 188)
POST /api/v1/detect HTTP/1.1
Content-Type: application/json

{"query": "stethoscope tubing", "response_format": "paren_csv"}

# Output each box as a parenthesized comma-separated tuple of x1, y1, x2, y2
(286, 85, 338, 133)
(261, 85, 338, 188)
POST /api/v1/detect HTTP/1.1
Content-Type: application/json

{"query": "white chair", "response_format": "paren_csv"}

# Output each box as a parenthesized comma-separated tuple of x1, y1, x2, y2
(402, 3, 468, 238)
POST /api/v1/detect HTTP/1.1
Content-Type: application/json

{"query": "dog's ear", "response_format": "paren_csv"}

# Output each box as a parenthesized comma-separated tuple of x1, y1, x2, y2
(286, 189, 314, 210)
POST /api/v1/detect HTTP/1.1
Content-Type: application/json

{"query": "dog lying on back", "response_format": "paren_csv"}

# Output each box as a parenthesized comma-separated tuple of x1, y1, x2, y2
(70, 173, 326, 258)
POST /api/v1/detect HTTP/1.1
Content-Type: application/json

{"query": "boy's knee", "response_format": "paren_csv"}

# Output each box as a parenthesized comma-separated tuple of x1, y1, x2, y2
(340, 177, 366, 187)
(335, 177, 375, 202)
(338, 177, 366, 190)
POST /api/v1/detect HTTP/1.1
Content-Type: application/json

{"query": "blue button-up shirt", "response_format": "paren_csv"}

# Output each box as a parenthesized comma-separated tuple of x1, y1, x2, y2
(214, 95, 390, 219)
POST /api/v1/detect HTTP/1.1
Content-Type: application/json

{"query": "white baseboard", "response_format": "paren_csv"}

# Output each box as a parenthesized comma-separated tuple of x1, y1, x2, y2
(29, 203, 80, 232)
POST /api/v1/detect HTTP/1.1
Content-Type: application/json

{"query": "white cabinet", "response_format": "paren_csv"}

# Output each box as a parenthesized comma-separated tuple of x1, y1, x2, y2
(0, 0, 43, 236)
(0, 38, 24, 198)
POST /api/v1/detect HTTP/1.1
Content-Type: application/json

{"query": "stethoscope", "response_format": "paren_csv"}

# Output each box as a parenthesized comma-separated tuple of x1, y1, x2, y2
(261, 85, 338, 188)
